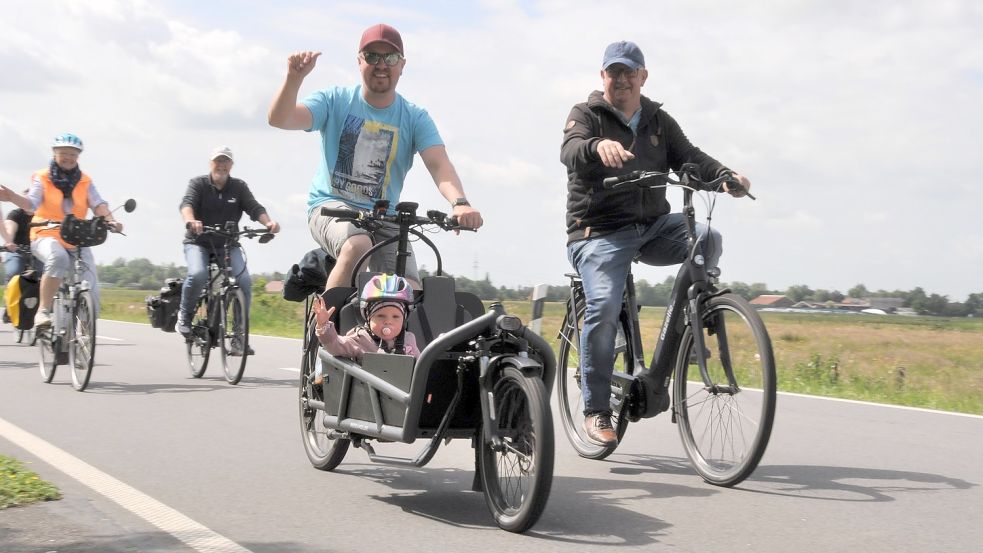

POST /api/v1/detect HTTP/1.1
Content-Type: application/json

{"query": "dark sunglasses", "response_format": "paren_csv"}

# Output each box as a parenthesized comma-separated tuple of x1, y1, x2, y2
(361, 51, 403, 66)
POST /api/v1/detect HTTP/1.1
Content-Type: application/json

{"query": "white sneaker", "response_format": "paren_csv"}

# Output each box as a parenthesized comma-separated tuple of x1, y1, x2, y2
(34, 310, 52, 328)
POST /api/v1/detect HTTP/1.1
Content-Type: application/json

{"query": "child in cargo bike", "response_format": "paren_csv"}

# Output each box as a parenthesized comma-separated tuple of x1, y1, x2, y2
(312, 273, 420, 385)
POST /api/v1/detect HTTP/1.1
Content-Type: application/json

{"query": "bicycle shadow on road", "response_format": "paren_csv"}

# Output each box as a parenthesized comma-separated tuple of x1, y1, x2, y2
(736, 464, 977, 502)
(75, 376, 297, 394)
(333, 460, 712, 545)
(598, 453, 977, 502)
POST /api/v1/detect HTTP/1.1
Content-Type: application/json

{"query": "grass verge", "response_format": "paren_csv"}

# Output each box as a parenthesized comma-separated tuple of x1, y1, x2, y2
(0, 455, 61, 509)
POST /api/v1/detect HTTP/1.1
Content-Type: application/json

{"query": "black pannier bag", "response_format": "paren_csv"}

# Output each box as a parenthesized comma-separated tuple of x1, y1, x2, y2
(282, 249, 335, 302)
(146, 277, 183, 332)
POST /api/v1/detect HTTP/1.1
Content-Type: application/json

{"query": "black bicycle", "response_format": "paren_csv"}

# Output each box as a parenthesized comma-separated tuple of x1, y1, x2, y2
(185, 223, 273, 385)
(297, 200, 555, 533)
(556, 166, 776, 486)
(34, 199, 136, 391)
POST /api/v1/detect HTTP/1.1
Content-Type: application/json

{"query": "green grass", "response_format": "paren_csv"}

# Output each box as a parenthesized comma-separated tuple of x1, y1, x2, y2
(0, 455, 61, 509)
(9, 286, 983, 414)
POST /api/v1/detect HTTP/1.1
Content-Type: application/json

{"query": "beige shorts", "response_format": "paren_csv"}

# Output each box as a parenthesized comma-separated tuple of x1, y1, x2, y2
(308, 201, 420, 283)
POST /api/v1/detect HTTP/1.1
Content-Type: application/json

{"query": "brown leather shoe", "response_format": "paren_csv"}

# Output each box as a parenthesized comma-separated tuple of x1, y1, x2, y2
(583, 412, 618, 446)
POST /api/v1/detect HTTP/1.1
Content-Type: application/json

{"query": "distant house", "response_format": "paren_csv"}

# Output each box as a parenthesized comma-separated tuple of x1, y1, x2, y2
(750, 295, 794, 308)
(265, 280, 284, 294)
(869, 297, 905, 312)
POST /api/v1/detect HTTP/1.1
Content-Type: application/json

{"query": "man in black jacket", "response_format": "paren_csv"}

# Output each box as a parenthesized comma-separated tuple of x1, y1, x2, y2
(177, 146, 280, 352)
(561, 41, 752, 446)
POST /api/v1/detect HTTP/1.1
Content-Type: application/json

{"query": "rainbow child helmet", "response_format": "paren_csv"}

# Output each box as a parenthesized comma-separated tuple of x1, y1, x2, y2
(52, 133, 84, 152)
(360, 273, 413, 319)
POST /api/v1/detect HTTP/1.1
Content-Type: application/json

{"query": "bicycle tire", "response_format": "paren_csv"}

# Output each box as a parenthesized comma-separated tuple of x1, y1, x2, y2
(478, 365, 553, 533)
(298, 319, 349, 470)
(15, 328, 24, 344)
(68, 290, 96, 391)
(186, 294, 211, 378)
(38, 328, 57, 383)
(555, 297, 631, 460)
(673, 293, 776, 486)
(220, 288, 248, 384)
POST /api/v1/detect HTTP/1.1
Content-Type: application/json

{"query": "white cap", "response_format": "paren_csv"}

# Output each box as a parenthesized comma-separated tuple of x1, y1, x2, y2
(209, 146, 234, 161)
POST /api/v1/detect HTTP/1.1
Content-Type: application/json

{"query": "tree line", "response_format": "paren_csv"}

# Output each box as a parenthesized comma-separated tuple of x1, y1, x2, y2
(22, 258, 976, 318)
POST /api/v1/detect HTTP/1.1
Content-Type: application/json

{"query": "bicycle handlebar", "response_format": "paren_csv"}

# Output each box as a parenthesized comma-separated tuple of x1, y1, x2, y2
(319, 204, 473, 232)
(602, 165, 756, 200)
(194, 223, 276, 243)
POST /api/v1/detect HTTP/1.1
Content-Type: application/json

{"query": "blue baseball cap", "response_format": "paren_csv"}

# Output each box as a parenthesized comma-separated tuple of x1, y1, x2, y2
(602, 41, 645, 70)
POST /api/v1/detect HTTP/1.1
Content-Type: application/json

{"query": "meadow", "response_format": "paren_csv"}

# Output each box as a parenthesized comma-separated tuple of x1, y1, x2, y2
(15, 287, 983, 415)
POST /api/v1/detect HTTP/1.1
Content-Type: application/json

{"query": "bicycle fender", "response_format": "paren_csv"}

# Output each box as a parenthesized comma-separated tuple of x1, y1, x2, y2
(488, 355, 543, 380)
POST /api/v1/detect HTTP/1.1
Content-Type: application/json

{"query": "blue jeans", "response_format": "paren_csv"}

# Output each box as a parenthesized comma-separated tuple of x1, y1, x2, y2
(2, 250, 42, 283)
(179, 244, 251, 323)
(566, 214, 722, 413)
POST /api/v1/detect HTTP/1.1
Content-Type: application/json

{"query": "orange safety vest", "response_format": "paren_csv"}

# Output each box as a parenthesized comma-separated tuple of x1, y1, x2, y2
(30, 169, 93, 248)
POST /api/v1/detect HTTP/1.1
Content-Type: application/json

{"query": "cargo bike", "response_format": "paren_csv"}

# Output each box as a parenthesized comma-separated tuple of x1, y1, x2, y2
(293, 201, 555, 533)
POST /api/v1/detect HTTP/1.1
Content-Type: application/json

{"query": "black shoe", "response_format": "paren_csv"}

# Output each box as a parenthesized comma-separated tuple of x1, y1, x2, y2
(229, 339, 254, 356)
(582, 412, 618, 446)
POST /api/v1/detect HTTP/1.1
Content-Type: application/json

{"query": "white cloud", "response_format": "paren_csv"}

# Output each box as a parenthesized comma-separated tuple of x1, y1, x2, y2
(1, 0, 980, 300)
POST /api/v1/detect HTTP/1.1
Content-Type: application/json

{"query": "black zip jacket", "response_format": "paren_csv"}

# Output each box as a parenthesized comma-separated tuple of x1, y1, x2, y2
(180, 175, 267, 249)
(561, 91, 728, 243)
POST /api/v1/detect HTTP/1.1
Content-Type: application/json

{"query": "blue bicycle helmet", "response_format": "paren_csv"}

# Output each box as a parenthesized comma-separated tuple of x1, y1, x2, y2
(52, 133, 84, 152)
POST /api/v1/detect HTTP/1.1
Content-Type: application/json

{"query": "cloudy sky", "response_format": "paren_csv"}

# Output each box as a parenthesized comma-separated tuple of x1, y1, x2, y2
(1, 0, 980, 300)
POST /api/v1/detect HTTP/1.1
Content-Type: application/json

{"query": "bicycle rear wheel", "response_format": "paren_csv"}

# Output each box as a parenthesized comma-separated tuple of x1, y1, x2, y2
(186, 294, 211, 378)
(299, 321, 349, 470)
(673, 293, 776, 486)
(556, 297, 631, 460)
(68, 291, 96, 391)
(38, 328, 57, 383)
(478, 366, 553, 533)
(220, 288, 248, 384)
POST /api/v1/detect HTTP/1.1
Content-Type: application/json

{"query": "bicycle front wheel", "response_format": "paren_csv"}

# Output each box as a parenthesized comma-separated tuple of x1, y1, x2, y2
(298, 321, 348, 470)
(68, 291, 96, 391)
(38, 328, 57, 383)
(556, 298, 631, 460)
(478, 366, 553, 533)
(673, 293, 776, 486)
(220, 288, 248, 384)
(186, 294, 210, 378)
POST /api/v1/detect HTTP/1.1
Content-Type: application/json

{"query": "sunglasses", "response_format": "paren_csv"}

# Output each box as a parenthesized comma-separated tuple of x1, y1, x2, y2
(605, 67, 640, 80)
(361, 51, 403, 66)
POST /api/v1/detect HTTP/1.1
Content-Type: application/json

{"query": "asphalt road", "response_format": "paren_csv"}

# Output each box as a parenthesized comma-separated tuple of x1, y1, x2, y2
(1, 319, 981, 552)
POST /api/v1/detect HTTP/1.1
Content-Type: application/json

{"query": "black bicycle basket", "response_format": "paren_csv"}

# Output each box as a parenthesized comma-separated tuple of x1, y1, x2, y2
(59, 214, 109, 247)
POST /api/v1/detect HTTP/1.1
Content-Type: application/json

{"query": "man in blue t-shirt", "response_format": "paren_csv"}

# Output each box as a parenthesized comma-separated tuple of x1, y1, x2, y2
(268, 23, 483, 289)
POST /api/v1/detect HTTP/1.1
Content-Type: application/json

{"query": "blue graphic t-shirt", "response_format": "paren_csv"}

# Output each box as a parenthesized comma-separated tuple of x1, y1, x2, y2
(303, 85, 443, 215)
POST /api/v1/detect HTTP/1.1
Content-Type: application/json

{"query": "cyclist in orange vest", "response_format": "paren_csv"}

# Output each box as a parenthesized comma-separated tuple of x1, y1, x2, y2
(0, 133, 123, 327)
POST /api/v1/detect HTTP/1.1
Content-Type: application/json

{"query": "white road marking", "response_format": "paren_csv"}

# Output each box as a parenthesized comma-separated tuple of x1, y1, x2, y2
(96, 335, 124, 341)
(0, 416, 254, 553)
(278, 368, 299, 372)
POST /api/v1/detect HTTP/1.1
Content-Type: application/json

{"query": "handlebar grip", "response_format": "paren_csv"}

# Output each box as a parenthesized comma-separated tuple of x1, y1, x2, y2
(602, 170, 643, 189)
(320, 207, 361, 219)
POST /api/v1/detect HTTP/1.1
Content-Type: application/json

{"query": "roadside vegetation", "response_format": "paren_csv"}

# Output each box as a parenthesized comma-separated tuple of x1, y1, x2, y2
(0, 455, 61, 509)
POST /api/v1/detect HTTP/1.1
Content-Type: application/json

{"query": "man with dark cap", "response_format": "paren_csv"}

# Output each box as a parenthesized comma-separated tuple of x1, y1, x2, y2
(268, 23, 482, 289)
(561, 40, 753, 446)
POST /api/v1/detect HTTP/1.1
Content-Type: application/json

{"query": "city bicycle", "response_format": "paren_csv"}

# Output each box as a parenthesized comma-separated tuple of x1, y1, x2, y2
(35, 199, 136, 391)
(556, 165, 776, 486)
(185, 223, 273, 385)
(297, 200, 556, 532)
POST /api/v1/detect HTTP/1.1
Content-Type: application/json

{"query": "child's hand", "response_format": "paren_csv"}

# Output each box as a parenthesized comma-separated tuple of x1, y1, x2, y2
(313, 296, 335, 326)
